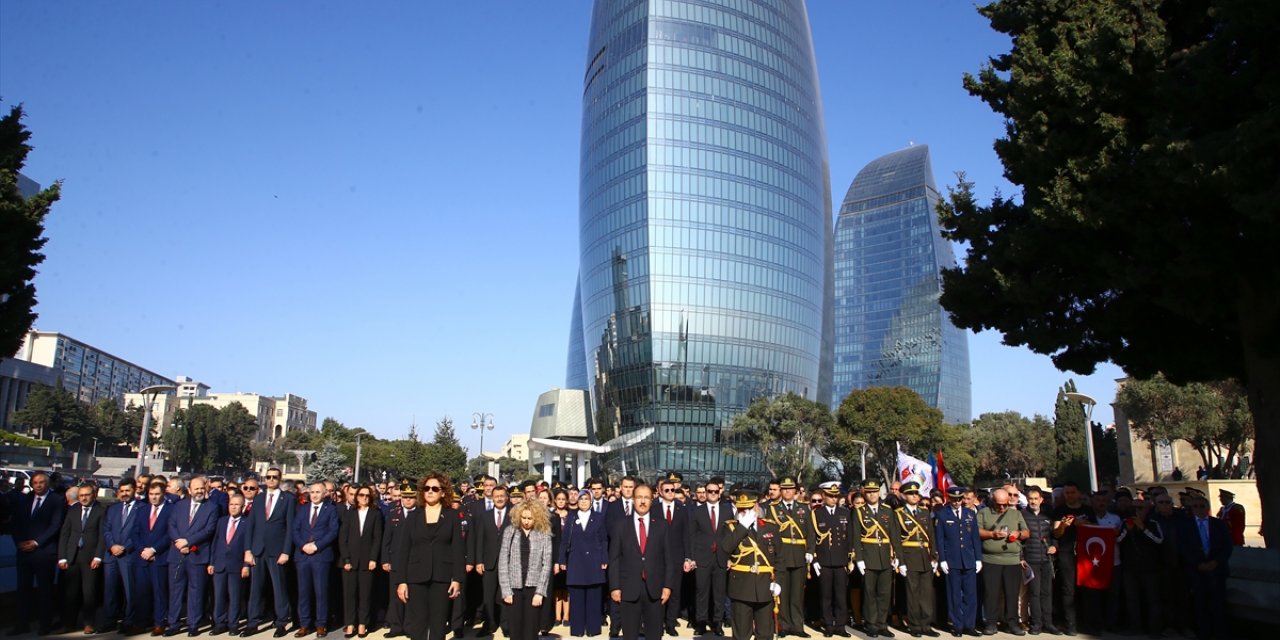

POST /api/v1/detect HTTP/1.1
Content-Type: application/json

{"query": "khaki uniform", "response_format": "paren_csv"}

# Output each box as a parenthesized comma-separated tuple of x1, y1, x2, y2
(768, 501, 813, 636)
(895, 505, 935, 634)
(851, 504, 900, 635)
(720, 518, 781, 640)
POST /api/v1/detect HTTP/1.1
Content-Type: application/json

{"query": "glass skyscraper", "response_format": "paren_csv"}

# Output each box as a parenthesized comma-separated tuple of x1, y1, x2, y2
(571, 0, 833, 482)
(832, 145, 971, 423)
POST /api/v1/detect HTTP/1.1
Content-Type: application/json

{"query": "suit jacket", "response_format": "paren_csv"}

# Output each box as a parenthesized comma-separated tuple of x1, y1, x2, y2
(608, 513, 679, 601)
(103, 499, 142, 565)
(134, 501, 175, 565)
(391, 507, 466, 586)
(339, 507, 383, 569)
(497, 527, 553, 598)
(11, 490, 67, 556)
(934, 505, 981, 569)
(688, 499, 734, 569)
(250, 489, 295, 558)
(293, 501, 340, 564)
(561, 509, 609, 585)
(211, 514, 253, 574)
(470, 505, 511, 569)
(605, 496, 635, 527)
(167, 498, 220, 564)
(58, 501, 106, 563)
(654, 499, 691, 562)
(1179, 516, 1232, 579)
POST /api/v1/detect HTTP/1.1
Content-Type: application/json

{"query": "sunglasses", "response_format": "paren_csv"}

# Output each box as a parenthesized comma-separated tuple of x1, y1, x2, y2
(242, 486, 259, 491)
(423, 486, 443, 493)
(265, 475, 280, 480)
(357, 493, 372, 499)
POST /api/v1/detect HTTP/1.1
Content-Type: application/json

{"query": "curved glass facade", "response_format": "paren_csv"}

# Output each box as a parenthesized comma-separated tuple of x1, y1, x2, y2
(566, 280, 590, 390)
(832, 145, 971, 423)
(576, 0, 833, 483)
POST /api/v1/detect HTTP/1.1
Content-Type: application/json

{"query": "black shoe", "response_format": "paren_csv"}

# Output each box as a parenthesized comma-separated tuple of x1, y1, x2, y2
(924, 631, 941, 638)
(1009, 628, 1026, 637)
(384, 632, 402, 639)
(867, 632, 879, 639)
(965, 630, 983, 638)
(835, 630, 851, 638)
(911, 632, 922, 639)
(189, 632, 200, 637)
(881, 630, 896, 638)
(212, 628, 228, 636)
(952, 633, 962, 638)
(1042, 626, 1061, 635)
(713, 625, 725, 636)
(164, 628, 182, 637)
(1062, 628, 1076, 637)
(273, 627, 289, 638)
(240, 627, 259, 637)
(796, 632, 812, 639)
(665, 625, 677, 636)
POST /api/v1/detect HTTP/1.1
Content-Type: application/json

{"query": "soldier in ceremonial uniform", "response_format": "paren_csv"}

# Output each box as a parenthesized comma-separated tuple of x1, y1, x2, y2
(851, 479, 899, 638)
(720, 490, 782, 640)
(933, 486, 980, 638)
(894, 482, 938, 638)
(767, 477, 814, 638)
(811, 484, 853, 637)
(380, 482, 417, 638)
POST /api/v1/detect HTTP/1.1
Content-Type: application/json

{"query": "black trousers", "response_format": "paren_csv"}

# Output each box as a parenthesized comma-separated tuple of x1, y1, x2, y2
(385, 571, 406, 633)
(694, 566, 728, 626)
(620, 591, 664, 640)
(903, 569, 935, 632)
(777, 565, 805, 633)
(15, 551, 58, 630)
(404, 581, 450, 640)
(1121, 562, 1161, 633)
(248, 557, 292, 629)
(481, 569, 503, 632)
(504, 587, 540, 640)
(817, 566, 848, 631)
(862, 568, 893, 632)
(63, 557, 101, 627)
(341, 568, 374, 627)
(1025, 560, 1053, 631)
(981, 563, 1021, 629)
(1054, 552, 1078, 631)
(730, 598, 774, 640)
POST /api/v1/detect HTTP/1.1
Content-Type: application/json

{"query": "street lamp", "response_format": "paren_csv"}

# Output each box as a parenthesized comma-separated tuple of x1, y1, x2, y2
(353, 431, 363, 484)
(1065, 391, 1099, 492)
(135, 384, 176, 476)
(471, 412, 495, 459)
(850, 439, 869, 480)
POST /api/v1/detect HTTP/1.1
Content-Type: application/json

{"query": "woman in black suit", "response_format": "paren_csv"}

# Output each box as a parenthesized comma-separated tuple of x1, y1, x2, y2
(339, 485, 383, 638)
(392, 473, 465, 640)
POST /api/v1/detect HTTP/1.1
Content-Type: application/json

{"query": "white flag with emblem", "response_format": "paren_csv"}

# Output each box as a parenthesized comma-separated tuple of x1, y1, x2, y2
(895, 444, 935, 496)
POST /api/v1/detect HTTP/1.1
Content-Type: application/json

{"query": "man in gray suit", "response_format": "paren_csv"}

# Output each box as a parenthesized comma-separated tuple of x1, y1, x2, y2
(59, 483, 107, 633)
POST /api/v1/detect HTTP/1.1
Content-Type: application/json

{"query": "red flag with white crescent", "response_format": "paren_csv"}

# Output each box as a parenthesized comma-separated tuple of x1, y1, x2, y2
(1076, 524, 1117, 589)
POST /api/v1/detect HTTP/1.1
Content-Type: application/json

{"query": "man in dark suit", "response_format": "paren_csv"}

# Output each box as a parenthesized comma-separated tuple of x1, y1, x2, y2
(381, 484, 417, 638)
(689, 477, 733, 636)
(294, 481, 340, 637)
(102, 478, 142, 632)
(211, 492, 254, 635)
(136, 481, 175, 636)
(609, 483, 678, 640)
(654, 475, 693, 636)
(470, 484, 511, 635)
(9, 470, 67, 635)
(604, 475, 638, 636)
(246, 468, 295, 638)
(58, 482, 107, 632)
(166, 475, 219, 636)
(1179, 496, 1233, 640)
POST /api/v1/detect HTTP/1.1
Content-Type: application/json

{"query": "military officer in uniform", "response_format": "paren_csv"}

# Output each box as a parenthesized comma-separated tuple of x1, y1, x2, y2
(933, 486, 981, 638)
(380, 482, 417, 638)
(811, 484, 853, 637)
(894, 482, 938, 638)
(767, 477, 813, 638)
(851, 479, 900, 638)
(720, 490, 782, 640)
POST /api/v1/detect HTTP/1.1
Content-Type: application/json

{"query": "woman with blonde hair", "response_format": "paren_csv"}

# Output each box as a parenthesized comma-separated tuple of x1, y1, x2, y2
(497, 502, 553, 640)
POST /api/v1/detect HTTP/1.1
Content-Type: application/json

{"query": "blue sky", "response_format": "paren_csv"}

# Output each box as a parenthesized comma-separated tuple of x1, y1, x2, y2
(1, 1, 1123, 456)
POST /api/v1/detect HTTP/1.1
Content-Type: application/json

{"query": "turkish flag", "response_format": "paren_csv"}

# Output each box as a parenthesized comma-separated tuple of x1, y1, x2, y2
(1076, 524, 1117, 589)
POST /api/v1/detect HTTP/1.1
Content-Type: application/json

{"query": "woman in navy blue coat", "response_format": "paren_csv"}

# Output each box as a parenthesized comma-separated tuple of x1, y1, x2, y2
(559, 490, 609, 637)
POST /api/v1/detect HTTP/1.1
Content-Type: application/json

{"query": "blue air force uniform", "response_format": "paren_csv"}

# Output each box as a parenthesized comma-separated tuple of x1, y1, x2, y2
(933, 487, 981, 634)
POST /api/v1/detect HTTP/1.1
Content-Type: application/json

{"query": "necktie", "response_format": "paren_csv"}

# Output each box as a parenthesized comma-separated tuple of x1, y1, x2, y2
(311, 506, 319, 527)
(710, 505, 717, 531)
(123, 502, 131, 525)
(496, 510, 503, 528)
(32, 495, 42, 515)
(266, 492, 275, 517)
(638, 516, 648, 553)
(190, 503, 198, 525)
(829, 507, 835, 516)
(666, 504, 673, 524)
(82, 506, 90, 528)
(1199, 518, 1210, 554)
(227, 518, 238, 544)
(486, 498, 493, 511)
(244, 500, 252, 514)
(150, 505, 159, 530)
(624, 500, 631, 516)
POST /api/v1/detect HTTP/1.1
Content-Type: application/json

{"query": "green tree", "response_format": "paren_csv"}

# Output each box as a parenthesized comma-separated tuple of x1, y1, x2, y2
(467, 456, 490, 479)
(492, 456, 526, 484)
(0, 105, 61, 357)
(939, 0, 1280, 545)
(967, 411, 1055, 481)
(307, 439, 350, 485)
(1094, 423, 1120, 488)
(1052, 381, 1090, 484)
(11, 385, 91, 446)
(165, 404, 219, 471)
(320, 417, 354, 441)
(725, 392, 834, 486)
(1115, 374, 1254, 476)
(833, 386, 946, 483)
(92, 398, 146, 450)
(213, 402, 258, 472)
(421, 416, 468, 482)
(394, 422, 430, 481)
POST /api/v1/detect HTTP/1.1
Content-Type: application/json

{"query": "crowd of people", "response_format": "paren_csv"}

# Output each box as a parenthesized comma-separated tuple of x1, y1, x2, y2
(0, 469, 1245, 640)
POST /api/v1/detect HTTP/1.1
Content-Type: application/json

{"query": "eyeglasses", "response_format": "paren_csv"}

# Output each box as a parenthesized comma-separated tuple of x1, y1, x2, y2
(661, 488, 675, 493)
(707, 489, 721, 494)
(265, 475, 280, 480)
(423, 486, 443, 493)
(242, 486, 259, 491)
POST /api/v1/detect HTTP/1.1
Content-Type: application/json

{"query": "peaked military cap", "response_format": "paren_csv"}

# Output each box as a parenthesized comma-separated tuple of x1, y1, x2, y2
(778, 476, 798, 489)
(733, 489, 759, 509)
(821, 482, 842, 497)
(400, 480, 417, 497)
(900, 481, 921, 495)
(860, 478, 882, 492)
(946, 485, 966, 498)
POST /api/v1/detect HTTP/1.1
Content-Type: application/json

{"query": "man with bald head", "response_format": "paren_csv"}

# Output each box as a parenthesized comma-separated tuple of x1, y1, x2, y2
(976, 488, 1028, 636)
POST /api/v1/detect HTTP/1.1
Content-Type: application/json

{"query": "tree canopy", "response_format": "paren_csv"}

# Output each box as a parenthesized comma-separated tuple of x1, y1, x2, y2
(967, 411, 1055, 481)
(0, 104, 60, 358)
(726, 392, 834, 485)
(833, 386, 946, 483)
(1115, 374, 1254, 475)
(163, 402, 257, 473)
(941, 0, 1280, 545)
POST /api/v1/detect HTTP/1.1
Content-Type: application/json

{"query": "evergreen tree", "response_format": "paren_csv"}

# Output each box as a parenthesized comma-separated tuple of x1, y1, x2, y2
(307, 439, 349, 484)
(1053, 380, 1089, 484)
(421, 415, 468, 482)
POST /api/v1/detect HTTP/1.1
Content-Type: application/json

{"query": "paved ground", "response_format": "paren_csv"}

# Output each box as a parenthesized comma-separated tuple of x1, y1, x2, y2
(4, 621, 1200, 640)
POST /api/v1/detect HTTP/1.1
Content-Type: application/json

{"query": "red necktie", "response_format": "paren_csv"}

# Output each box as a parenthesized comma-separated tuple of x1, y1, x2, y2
(496, 510, 503, 528)
(150, 505, 159, 530)
(710, 505, 718, 552)
(227, 518, 238, 544)
(266, 493, 275, 516)
(666, 504, 672, 524)
(638, 516, 648, 553)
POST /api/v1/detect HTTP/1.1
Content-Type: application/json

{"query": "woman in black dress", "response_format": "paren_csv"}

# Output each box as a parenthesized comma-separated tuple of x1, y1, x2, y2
(339, 485, 383, 638)
(392, 473, 465, 640)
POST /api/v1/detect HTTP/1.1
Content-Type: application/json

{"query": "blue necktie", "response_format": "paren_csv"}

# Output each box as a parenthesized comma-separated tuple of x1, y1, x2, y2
(1199, 518, 1210, 555)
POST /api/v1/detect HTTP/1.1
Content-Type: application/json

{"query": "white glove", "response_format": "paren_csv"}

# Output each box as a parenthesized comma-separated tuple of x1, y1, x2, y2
(975, 560, 983, 573)
(737, 509, 757, 528)
(769, 582, 782, 597)
(931, 561, 939, 573)
(897, 565, 908, 576)
(939, 561, 950, 574)
(856, 561, 866, 575)
(812, 562, 821, 576)
(805, 553, 814, 564)
(891, 557, 899, 570)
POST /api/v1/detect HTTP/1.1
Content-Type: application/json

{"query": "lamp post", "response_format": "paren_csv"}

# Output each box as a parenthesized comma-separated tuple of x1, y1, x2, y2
(471, 412, 495, 459)
(353, 431, 363, 484)
(1065, 391, 1099, 492)
(135, 384, 176, 476)
(851, 439, 869, 480)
